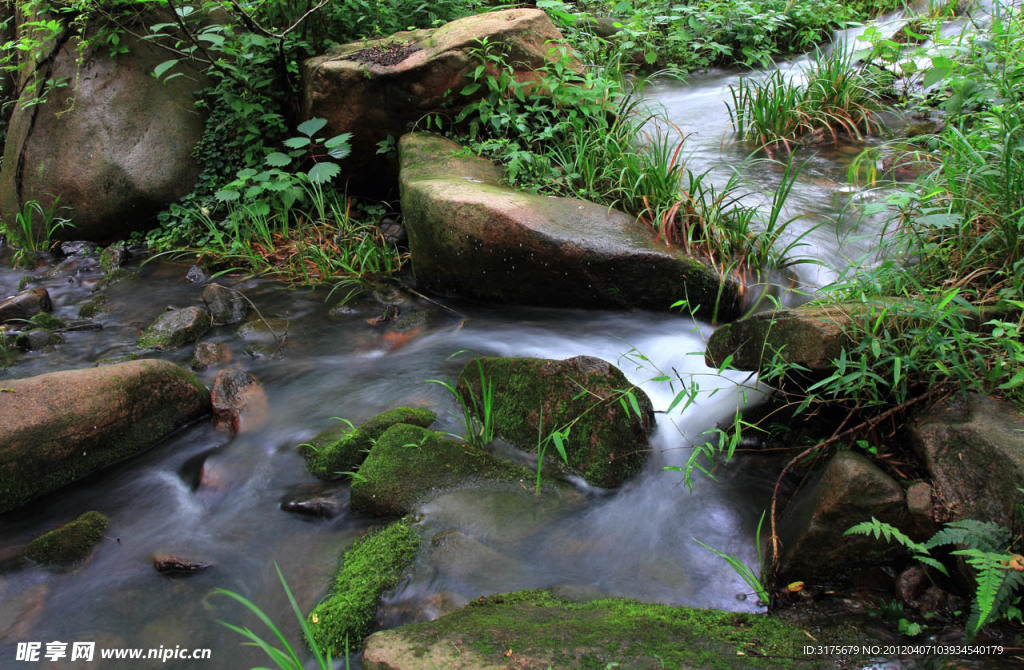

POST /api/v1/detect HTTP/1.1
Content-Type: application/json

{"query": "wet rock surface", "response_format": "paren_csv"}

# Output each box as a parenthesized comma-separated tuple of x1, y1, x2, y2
(0, 287, 52, 323)
(138, 306, 212, 350)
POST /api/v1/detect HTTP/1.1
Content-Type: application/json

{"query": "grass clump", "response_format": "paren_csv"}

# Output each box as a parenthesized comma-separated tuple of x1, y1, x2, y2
(24, 511, 108, 566)
(306, 518, 420, 655)
(300, 407, 436, 480)
(728, 46, 886, 154)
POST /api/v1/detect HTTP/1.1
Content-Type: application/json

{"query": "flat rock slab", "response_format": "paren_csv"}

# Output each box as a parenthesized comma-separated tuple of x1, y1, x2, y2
(0, 359, 210, 512)
(363, 589, 839, 669)
(399, 133, 738, 319)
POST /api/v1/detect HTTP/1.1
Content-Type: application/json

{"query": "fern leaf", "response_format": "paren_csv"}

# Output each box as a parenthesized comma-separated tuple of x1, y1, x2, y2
(953, 548, 1012, 641)
(845, 518, 927, 554)
(928, 520, 1010, 552)
(914, 555, 949, 577)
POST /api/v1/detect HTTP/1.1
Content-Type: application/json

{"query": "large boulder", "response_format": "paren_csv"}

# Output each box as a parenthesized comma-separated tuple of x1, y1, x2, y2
(0, 13, 206, 241)
(775, 451, 906, 582)
(908, 394, 1024, 529)
(400, 133, 738, 319)
(302, 8, 568, 193)
(457, 356, 654, 488)
(362, 590, 834, 669)
(0, 359, 210, 512)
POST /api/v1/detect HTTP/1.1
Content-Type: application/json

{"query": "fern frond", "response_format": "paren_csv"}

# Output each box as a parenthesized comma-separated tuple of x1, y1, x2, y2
(914, 555, 949, 577)
(953, 548, 1012, 641)
(845, 517, 928, 554)
(927, 520, 1011, 552)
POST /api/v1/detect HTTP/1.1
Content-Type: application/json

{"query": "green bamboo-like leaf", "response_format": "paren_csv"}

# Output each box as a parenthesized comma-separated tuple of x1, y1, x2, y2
(152, 59, 179, 80)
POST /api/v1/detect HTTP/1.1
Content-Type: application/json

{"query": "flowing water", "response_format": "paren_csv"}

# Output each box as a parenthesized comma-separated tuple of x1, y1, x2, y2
(0, 7, 987, 668)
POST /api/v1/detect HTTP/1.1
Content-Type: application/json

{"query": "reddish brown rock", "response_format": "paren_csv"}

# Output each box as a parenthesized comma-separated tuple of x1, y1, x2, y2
(0, 287, 52, 324)
(302, 9, 571, 193)
(152, 553, 212, 575)
(211, 368, 268, 435)
(0, 359, 210, 512)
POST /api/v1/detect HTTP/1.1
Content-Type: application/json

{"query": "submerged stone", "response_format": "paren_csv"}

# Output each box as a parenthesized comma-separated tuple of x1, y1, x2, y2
(350, 424, 557, 517)
(236, 318, 289, 356)
(152, 553, 212, 575)
(24, 511, 108, 566)
(457, 355, 654, 488)
(201, 283, 251, 326)
(307, 518, 421, 655)
(14, 328, 64, 351)
(138, 306, 212, 350)
(302, 407, 437, 480)
(362, 589, 838, 669)
(211, 368, 268, 435)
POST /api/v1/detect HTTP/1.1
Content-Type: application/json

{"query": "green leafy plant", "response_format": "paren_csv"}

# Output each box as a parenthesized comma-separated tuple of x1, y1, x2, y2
(846, 517, 1024, 640)
(694, 511, 771, 605)
(427, 352, 495, 448)
(215, 563, 339, 670)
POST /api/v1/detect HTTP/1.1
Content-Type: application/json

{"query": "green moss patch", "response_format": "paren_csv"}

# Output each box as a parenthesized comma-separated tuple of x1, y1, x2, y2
(364, 589, 834, 668)
(302, 407, 436, 480)
(25, 511, 108, 566)
(350, 424, 557, 516)
(457, 356, 654, 488)
(28, 312, 64, 330)
(307, 518, 421, 654)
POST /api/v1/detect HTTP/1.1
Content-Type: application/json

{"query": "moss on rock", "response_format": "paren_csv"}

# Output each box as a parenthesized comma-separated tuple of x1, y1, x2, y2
(78, 294, 109, 318)
(457, 356, 654, 488)
(350, 424, 553, 516)
(27, 312, 64, 330)
(138, 306, 212, 350)
(25, 511, 108, 566)
(363, 589, 835, 669)
(307, 518, 421, 654)
(302, 407, 437, 480)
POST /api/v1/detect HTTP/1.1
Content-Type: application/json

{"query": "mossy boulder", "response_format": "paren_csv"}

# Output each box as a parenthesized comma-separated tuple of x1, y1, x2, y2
(236, 318, 289, 356)
(78, 294, 110, 319)
(24, 511, 108, 566)
(350, 424, 555, 516)
(456, 356, 654, 488)
(363, 589, 836, 669)
(0, 359, 210, 512)
(138, 306, 212, 350)
(399, 133, 739, 319)
(307, 518, 421, 655)
(99, 242, 129, 273)
(302, 407, 437, 480)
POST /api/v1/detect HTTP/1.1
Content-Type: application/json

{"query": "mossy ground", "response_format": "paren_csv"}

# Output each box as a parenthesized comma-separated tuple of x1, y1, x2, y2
(302, 407, 436, 480)
(24, 511, 108, 566)
(306, 518, 421, 655)
(349, 423, 553, 517)
(367, 589, 838, 668)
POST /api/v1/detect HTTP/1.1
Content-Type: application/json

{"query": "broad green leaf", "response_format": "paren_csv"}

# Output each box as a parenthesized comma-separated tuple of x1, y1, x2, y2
(265, 152, 292, 167)
(283, 136, 311, 149)
(214, 189, 240, 202)
(307, 162, 341, 185)
(297, 118, 328, 137)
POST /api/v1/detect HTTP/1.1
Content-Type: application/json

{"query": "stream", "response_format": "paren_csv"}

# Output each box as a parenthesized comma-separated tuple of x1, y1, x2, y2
(0, 5, 976, 669)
